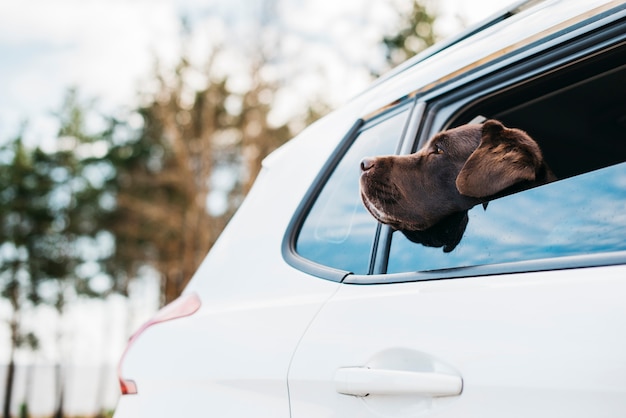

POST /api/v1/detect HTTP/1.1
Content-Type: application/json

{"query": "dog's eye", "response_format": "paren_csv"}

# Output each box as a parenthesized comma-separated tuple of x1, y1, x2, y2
(433, 144, 444, 154)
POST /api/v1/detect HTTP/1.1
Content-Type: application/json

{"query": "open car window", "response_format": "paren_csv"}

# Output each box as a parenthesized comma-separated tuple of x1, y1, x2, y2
(382, 39, 626, 277)
(387, 161, 626, 273)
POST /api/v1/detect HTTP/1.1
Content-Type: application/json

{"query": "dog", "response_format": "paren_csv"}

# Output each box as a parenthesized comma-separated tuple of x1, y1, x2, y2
(359, 119, 556, 251)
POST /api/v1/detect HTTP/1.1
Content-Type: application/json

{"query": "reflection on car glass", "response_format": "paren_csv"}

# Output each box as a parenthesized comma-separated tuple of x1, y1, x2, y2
(360, 120, 555, 251)
(296, 108, 409, 274)
(386, 161, 626, 273)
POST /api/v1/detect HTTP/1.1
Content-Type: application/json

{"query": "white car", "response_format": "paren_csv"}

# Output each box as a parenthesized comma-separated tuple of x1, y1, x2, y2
(114, 0, 626, 416)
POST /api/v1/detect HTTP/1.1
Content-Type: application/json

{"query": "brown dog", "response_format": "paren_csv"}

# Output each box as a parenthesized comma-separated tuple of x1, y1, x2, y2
(360, 120, 556, 250)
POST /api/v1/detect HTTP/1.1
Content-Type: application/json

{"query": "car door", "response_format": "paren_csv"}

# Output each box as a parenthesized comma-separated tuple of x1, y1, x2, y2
(287, 265, 626, 417)
(287, 149, 626, 418)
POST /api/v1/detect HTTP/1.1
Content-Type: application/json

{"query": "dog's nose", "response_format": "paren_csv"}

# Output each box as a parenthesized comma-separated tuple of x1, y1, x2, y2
(360, 157, 376, 172)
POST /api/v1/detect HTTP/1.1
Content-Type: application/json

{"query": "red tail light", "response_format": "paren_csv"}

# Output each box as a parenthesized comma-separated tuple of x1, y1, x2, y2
(117, 292, 202, 395)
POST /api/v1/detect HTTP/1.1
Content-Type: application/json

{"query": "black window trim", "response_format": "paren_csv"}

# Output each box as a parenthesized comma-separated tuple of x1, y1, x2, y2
(411, 2, 626, 117)
(345, 14, 626, 285)
(282, 98, 417, 282)
(371, 102, 426, 275)
(420, 27, 626, 150)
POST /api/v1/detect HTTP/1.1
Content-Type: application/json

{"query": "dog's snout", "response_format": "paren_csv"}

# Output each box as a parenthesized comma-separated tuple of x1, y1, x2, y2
(360, 157, 376, 172)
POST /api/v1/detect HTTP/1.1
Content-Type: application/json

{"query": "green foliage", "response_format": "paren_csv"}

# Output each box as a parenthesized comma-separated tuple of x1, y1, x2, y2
(0, 136, 56, 307)
(382, 1, 438, 69)
(18, 402, 28, 418)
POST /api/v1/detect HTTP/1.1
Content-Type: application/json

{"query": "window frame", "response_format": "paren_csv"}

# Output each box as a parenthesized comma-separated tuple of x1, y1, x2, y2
(346, 13, 626, 285)
(282, 98, 420, 282)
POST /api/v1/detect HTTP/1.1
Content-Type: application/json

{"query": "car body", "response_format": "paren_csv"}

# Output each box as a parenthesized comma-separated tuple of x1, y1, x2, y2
(114, 0, 626, 416)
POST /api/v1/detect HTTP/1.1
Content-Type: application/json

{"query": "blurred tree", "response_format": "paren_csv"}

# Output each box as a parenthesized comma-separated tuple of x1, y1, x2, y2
(237, 64, 293, 195)
(48, 89, 114, 418)
(104, 51, 231, 305)
(0, 89, 121, 417)
(0, 134, 47, 418)
(381, 0, 438, 69)
(106, 20, 296, 305)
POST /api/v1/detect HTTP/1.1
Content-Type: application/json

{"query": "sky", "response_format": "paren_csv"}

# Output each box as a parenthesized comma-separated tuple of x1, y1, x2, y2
(0, 0, 506, 147)
(0, 0, 508, 414)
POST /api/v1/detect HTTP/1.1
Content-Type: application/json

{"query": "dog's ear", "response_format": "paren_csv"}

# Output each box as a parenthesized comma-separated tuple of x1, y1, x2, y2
(456, 120, 541, 198)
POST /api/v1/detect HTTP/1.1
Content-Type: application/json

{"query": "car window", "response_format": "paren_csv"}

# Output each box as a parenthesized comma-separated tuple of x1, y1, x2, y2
(387, 161, 626, 273)
(379, 42, 626, 277)
(295, 106, 410, 274)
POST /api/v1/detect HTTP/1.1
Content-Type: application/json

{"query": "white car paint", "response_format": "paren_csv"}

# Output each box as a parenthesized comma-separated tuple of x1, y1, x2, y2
(288, 266, 626, 417)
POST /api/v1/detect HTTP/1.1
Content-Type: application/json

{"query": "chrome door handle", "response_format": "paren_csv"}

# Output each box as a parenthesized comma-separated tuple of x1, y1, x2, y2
(334, 367, 463, 397)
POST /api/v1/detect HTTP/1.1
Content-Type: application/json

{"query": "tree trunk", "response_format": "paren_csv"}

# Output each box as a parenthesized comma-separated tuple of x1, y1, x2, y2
(2, 359, 15, 418)
(3, 318, 18, 418)
(53, 363, 64, 418)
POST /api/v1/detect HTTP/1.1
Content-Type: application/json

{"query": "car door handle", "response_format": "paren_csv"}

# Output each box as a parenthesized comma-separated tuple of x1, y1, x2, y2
(334, 367, 463, 397)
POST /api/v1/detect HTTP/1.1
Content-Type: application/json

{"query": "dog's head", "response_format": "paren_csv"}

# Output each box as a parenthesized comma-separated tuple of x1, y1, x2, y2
(359, 119, 555, 232)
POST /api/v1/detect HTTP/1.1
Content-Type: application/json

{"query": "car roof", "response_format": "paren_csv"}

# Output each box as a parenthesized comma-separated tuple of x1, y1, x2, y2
(355, 0, 626, 117)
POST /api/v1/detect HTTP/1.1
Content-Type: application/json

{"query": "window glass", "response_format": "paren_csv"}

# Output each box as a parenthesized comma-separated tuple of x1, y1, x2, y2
(387, 162, 626, 274)
(296, 108, 409, 274)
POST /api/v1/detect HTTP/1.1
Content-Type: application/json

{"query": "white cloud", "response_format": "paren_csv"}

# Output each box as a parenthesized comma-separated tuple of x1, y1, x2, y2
(0, 0, 507, 145)
(0, 0, 181, 144)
